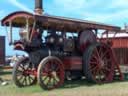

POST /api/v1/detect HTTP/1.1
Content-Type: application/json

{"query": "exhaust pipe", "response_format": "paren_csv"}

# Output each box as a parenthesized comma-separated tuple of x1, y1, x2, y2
(34, 0, 43, 15)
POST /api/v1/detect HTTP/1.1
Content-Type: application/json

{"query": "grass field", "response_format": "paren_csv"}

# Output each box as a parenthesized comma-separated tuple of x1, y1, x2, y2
(1, 69, 128, 96)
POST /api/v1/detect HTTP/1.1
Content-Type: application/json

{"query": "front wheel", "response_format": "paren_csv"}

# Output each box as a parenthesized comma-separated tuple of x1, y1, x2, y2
(37, 56, 65, 90)
(13, 57, 37, 87)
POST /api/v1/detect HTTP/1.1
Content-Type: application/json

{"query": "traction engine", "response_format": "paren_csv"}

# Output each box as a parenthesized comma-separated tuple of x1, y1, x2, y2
(1, 0, 123, 90)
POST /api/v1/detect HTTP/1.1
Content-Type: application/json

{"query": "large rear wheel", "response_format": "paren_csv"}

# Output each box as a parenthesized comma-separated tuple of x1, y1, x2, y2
(83, 43, 114, 83)
(37, 56, 65, 90)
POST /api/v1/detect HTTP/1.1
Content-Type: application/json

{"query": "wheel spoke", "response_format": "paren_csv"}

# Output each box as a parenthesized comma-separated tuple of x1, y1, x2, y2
(97, 70, 102, 81)
(50, 78, 55, 86)
(26, 76, 29, 85)
(49, 61, 54, 69)
(100, 70, 105, 78)
(90, 66, 98, 73)
(105, 58, 112, 64)
(28, 76, 32, 84)
(95, 48, 100, 58)
(56, 71, 61, 76)
(42, 72, 48, 76)
(92, 53, 99, 61)
(43, 67, 49, 74)
(17, 66, 24, 72)
(98, 47, 103, 56)
(23, 76, 27, 86)
(54, 64, 60, 71)
(101, 49, 109, 59)
(94, 68, 105, 81)
(53, 78, 57, 85)
(45, 63, 50, 72)
(50, 78, 54, 86)
(24, 64, 29, 70)
(90, 61, 98, 65)
(18, 75, 24, 81)
(50, 61, 55, 70)
(95, 68, 100, 76)
(55, 61, 60, 70)
(103, 67, 111, 72)
(28, 75, 34, 81)
(43, 76, 49, 81)
(46, 77, 51, 86)
(21, 76, 25, 85)
(53, 76, 59, 84)
(16, 70, 23, 76)
(19, 64, 25, 70)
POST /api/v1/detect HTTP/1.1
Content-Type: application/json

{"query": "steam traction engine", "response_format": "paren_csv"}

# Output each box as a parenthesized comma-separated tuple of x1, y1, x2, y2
(1, 0, 123, 90)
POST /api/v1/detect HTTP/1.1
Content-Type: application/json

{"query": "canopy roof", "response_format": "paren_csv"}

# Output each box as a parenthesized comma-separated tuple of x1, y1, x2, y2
(1, 11, 121, 32)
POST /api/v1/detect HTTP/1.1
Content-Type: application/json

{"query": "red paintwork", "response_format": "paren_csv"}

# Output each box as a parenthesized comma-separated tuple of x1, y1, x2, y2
(113, 37, 128, 65)
(38, 57, 65, 90)
(101, 37, 128, 65)
(30, 29, 40, 41)
(2, 11, 33, 25)
(13, 41, 24, 50)
(14, 44, 24, 50)
(0, 36, 5, 65)
(112, 38, 128, 48)
(100, 38, 124, 80)
(101, 37, 128, 48)
(62, 57, 82, 70)
(1, 11, 121, 32)
(111, 48, 124, 80)
(24, 69, 37, 77)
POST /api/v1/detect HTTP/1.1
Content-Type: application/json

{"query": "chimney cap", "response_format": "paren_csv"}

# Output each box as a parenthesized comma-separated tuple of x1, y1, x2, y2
(35, 0, 43, 15)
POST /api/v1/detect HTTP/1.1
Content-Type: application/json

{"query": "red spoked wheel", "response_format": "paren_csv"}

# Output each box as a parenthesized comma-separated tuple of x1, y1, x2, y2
(37, 56, 65, 90)
(13, 57, 37, 87)
(83, 43, 114, 83)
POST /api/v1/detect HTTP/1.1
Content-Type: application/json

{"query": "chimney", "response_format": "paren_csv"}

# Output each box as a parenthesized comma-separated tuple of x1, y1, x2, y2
(34, 0, 43, 15)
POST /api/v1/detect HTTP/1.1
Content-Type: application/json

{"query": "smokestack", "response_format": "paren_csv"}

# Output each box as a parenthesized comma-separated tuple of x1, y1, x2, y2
(34, 0, 43, 15)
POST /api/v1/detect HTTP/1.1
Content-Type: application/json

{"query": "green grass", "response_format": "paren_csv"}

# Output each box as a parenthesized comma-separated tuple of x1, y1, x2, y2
(1, 70, 128, 96)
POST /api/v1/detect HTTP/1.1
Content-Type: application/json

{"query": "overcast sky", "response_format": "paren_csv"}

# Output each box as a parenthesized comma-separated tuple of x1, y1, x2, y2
(0, 0, 128, 55)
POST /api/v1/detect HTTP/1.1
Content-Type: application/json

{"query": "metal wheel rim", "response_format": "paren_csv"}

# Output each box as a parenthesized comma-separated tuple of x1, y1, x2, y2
(39, 57, 65, 90)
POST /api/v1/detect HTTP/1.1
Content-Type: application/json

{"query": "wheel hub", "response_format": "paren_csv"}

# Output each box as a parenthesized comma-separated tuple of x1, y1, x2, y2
(51, 71, 57, 77)
(99, 58, 105, 69)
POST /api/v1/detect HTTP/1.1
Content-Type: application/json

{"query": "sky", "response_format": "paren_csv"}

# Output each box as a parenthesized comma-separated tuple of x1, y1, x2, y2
(0, 0, 128, 56)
